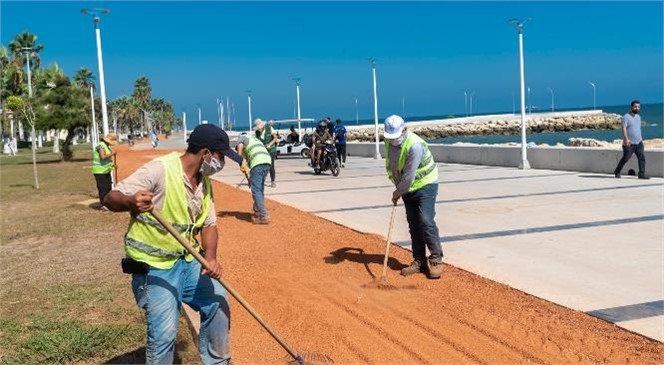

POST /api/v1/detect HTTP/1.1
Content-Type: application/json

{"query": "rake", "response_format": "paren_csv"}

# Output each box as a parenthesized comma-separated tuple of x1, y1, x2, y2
(362, 201, 400, 290)
(236, 170, 251, 188)
(151, 209, 332, 364)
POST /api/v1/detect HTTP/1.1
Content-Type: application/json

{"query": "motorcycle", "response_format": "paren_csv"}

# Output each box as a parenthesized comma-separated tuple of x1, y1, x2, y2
(312, 141, 341, 176)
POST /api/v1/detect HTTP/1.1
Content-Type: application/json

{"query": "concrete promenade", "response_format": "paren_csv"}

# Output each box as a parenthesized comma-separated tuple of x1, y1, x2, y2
(212, 154, 664, 342)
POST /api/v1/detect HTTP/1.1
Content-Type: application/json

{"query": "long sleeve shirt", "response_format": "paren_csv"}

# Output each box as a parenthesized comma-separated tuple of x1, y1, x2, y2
(388, 133, 425, 196)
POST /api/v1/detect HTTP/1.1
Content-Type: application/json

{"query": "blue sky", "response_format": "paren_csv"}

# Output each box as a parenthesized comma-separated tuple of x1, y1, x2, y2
(2, 1, 663, 129)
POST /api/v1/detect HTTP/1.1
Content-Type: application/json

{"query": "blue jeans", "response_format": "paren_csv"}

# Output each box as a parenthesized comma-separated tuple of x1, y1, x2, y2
(250, 164, 270, 218)
(402, 183, 444, 264)
(131, 258, 231, 365)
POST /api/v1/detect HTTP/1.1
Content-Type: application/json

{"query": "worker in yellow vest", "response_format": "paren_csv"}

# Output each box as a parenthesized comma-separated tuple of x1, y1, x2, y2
(235, 132, 272, 224)
(104, 124, 243, 364)
(92, 133, 118, 209)
(383, 115, 444, 280)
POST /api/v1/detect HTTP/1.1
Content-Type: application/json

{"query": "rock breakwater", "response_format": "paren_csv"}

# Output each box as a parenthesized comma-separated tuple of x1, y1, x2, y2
(346, 113, 622, 142)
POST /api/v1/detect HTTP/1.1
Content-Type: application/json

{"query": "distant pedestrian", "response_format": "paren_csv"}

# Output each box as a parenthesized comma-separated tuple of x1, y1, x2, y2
(334, 119, 347, 167)
(288, 126, 300, 144)
(254, 118, 278, 187)
(383, 115, 444, 279)
(236, 134, 272, 224)
(614, 100, 649, 179)
(151, 130, 159, 148)
(92, 133, 118, 209)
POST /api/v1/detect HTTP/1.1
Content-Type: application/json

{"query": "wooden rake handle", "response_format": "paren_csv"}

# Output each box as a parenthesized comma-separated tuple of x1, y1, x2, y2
(150, 209, 303, 363)
(380, 201, 398, 280)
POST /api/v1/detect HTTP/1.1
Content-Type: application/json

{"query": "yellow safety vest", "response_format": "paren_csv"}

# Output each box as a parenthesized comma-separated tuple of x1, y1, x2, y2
(92, 142, 113, 174)
(243, 137, 272, 168)
(124, 152, 212, 270)
(385, 132, 439, 193)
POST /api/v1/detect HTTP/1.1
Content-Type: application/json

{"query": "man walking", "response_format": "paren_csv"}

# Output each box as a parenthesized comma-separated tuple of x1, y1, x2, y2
(614, 100, 649, 179)
(334, 119, 347, 167)
(254, 118, 278, 187)
(104, 124, 243, 364)
(92, 133, 118, 209)
(383, 115, 444, 279)
(235, 133, 272, 224)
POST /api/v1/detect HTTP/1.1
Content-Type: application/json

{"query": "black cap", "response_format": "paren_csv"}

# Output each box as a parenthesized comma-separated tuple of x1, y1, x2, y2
(187, 124, 243, 164)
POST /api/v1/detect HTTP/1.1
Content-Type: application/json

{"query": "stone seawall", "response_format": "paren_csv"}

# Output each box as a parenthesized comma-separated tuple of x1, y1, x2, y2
(347, 112, 622, 142)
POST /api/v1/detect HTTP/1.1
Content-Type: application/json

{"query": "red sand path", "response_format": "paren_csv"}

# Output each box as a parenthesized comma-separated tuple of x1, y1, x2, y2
(114, 145, 663, 364)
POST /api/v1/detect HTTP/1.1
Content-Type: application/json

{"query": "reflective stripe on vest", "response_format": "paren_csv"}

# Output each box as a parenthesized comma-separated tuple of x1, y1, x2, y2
(92, 142, 113, 174)
(385, 132, 439, 193)
(124, 152, 211, 269)
(244, 137, 272, 168)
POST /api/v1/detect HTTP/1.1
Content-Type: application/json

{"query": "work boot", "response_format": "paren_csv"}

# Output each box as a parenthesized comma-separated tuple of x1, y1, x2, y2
(252, 215, 270, 225)
(400, 260, 425, 276)
(270, 181, 277, 188)
(614, 173, 621, 179)
(638, 174, 650, 180)
(427, 260, 444, 279)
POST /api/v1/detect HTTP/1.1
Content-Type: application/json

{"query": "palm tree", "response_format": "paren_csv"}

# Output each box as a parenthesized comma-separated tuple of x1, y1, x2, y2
(132, 76, 152, 133)
(8, 32, 44, 71)
(35, 63, 65, 152)
(73, 67, 96, 91)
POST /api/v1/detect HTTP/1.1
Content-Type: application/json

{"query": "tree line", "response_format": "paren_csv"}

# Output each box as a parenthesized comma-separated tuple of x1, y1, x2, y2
(1, 31, 179, 162)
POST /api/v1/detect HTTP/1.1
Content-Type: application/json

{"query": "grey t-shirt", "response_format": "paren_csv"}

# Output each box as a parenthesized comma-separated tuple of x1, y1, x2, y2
(113, 157, 217, 227)
(388, 132, 426, 196)
(622, 113, 642, 145)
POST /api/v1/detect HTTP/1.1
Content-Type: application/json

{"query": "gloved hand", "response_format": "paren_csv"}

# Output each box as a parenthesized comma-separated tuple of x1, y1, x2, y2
(391, 190, 400, 205)
(240, 164, 250, 175)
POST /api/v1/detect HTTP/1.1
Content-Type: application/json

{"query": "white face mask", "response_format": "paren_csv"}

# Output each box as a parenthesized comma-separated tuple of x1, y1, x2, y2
(201, 152, 225, 176)
(389, 134, 405, 146)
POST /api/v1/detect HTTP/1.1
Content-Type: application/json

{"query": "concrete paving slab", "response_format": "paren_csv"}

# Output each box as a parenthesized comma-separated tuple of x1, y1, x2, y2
(212, 155, 664, 342)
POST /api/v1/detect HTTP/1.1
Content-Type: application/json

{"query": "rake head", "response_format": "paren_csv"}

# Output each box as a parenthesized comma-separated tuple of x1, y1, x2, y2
(286, 352, 335, 364)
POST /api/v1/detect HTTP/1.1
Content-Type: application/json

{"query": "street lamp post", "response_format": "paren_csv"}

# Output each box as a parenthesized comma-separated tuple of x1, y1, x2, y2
(22, 47, 39, 188)
(464, 91, 468, 117)
(588, 81, 596, 110)
(198, 104, 202, 125)
(245, 90, 253, 131)
(527, 86, 531, 115)
(512, 91, 516, 115)
(354, 97, 359, 124)
(546, 87, 555, 112)
(370, 58, 380, 159)
(469, 91, 476, 116)
(81, 8, 111, 136)
(293, 78, 302, 137)
(508, 17, 531, 170)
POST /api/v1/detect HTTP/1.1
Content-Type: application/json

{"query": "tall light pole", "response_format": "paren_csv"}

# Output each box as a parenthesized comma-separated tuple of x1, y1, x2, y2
(527, 86, 532, 115)
(198, 104, 202, 125)
(81, 8, 111, 136)
(469, 91, 476, 116)
(182, 111, 187, 144)
(354, 97, 359, 124)
(245, 90, 253, 131)
(293, 78, 302, 136)
(512, 91, 516, 115)
(370, 58, 380, 159)
(509, 17, 531, 170)
(464, 91, 468, 117)
(22, 47, 39, 189)
(546, 87, 555, 112)
(588, 81, 596, 110)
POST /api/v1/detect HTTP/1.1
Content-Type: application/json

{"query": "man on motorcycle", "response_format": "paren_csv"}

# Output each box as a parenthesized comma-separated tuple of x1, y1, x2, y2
(312, 120, 333, 169)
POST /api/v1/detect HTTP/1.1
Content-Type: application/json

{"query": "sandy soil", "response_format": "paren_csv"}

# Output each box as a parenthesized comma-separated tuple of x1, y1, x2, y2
(115, 145, 663, 365)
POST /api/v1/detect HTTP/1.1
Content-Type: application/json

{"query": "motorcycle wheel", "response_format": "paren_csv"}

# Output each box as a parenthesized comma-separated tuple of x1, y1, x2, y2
(331, 158, 341, 176)
(301, 148, 310, 159)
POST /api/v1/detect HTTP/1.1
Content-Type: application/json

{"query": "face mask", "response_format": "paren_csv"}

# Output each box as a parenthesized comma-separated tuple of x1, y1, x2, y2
(389, 134, 405, 146)
(201, 153, 225, 176)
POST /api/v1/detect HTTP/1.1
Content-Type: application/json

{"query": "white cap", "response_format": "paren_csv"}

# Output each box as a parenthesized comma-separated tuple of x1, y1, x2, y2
(383, 114, 405, 139)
